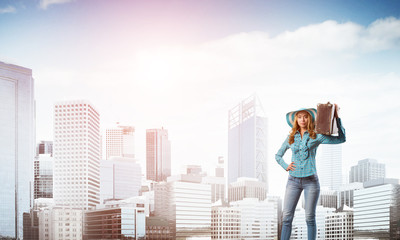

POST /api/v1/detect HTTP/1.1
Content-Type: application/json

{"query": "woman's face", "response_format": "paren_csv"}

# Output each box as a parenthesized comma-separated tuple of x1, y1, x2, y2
(296, 111, 309, 129)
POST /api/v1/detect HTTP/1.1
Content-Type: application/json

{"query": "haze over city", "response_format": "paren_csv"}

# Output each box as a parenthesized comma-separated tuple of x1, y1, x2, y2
(1, 0, 400, 199)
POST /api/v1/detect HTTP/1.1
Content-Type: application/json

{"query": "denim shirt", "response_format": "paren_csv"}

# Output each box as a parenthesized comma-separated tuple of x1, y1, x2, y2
(275, 118, 346, 177)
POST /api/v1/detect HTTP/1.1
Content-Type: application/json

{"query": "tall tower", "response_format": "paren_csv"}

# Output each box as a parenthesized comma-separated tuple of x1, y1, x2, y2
(349, 158, 386, 183)
(0, 61, 35, 239)
(53, 100, 101, 210)
(34, 141, 54, 199)
(316, 144, 342, 191)
(105, 124, 135, 159)
(146, 128, 171, 182)
(228, 95, 268, 191)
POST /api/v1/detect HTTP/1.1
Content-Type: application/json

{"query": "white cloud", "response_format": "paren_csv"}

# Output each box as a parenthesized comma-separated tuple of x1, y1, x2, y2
(0, 6, 16, 14)
(39, 0, 75, 9)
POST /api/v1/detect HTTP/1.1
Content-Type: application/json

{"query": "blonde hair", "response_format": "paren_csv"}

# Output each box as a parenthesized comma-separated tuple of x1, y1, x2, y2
(288, 111, 316, 145)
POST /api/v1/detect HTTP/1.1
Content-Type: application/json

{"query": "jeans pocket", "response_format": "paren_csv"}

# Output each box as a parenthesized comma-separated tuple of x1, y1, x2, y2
(308, 174, 319, 182)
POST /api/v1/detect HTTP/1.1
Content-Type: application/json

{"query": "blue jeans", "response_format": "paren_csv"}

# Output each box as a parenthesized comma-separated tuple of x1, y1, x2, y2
(281, 174, 320, 240)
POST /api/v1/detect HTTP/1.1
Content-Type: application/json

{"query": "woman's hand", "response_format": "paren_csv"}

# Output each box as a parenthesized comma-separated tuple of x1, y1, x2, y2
(286, 162, 296, 172)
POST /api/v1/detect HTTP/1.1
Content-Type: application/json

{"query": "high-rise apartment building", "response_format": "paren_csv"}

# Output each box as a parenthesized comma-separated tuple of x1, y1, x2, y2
(354, 178, 400, 239)
(0, 61, 35, 239)
(350, 158, 386, 183)
(146, 128, 171, 182)
(228, 95, 268, 190)
(105, 124, 135, 159)
(34, 141, 53, 199)
(316, 144, 342, 191)
(53, 100, 101, 210)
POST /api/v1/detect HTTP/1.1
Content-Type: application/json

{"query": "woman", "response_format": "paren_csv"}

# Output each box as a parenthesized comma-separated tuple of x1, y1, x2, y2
(275, 106, 346, 240)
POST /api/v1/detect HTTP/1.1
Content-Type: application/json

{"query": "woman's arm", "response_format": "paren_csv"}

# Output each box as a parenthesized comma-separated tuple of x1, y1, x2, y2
(316, 118, 346, 144)
(275, 137, 290, 170)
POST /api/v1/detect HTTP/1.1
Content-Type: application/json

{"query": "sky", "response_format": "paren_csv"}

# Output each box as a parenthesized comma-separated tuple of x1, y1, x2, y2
(1, 0, 400, 198)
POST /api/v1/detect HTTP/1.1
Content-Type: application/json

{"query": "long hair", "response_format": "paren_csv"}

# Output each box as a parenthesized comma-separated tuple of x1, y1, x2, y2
(288, 111, 316, 145)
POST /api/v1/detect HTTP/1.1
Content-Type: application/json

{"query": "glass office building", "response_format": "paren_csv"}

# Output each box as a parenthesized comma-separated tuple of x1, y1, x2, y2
(146, 128, 171, 182)
(228, 95, 268, 190)
(0, 61, 35, 239)
(84, 206, 146, 239)
(34, 146, 53, 199)
(354, 178, 400, 239)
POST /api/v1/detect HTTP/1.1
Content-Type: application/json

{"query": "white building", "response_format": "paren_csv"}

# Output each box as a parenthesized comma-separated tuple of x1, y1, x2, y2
(316, 144, 342, 191)
(337, 182, 364, 209)
(53, 100, 101, 209)
(38, 207, 83, 240)
(211, 203, 241, 240)
(291, 206, 335, 240)
(228, 95, 268, 190)
(140, 179, 156, 214)
(105, 124, 135, 159)
(99, 156, 142, 203)
(202, 176, 225, 204)
(228, 177, 267, 202)
(317, 190, 337, 209)
(102, 195, 151, 218)
(325, 206, 354, 240)
(0, 61, 35, 238)
(215, 156, 224, 178)
(354, 178, 400, 239)
(230, 197, 279, 240)
(154, 175, 212, 239)
(349, 158, 386, 183)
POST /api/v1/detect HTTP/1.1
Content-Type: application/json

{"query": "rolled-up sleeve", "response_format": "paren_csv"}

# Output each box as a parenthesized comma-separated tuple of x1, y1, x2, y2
(316, 118, 346, 144)
(275, 136, 290, 171)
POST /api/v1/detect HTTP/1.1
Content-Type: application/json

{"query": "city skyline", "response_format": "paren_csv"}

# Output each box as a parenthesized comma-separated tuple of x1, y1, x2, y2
(1, 0, 400, 199)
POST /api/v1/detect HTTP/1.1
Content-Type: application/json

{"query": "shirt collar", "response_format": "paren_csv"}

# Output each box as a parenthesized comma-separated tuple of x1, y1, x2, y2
(296, 130, 309, 135)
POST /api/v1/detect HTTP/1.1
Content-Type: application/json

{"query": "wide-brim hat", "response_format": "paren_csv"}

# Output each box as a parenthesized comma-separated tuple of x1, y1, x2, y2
(286, 108, 317, 128)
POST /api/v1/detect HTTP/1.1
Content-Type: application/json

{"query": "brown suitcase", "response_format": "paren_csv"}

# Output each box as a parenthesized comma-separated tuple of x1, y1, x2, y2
(315, 102, 338, 135)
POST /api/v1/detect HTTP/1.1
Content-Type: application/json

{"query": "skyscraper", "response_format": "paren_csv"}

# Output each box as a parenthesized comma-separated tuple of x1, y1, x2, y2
(316, 144, 342, 191)
(34, 141, 53, 199)
(228, 94, 268, 190)
(105, 124, 135, 159)
(146, 128, 171, 182)
(53, 100, 101, 210)
(349, 158, 386, 183)
(0, 61, 35, 239)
